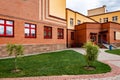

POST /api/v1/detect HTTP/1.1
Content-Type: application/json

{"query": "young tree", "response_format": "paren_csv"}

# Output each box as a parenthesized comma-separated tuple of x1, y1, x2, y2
(83, 42, 99, 70)
(6, 44, 24, 72)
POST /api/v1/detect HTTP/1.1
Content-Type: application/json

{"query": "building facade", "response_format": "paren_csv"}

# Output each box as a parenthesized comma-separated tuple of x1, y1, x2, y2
(66, 8, 97, 47)
(1, 1, 120, 57)
(74, 6, 120, 47)
(89, 6, 120, 24)
(66, 6, 120, 48)
(0, 0, 66, 57)
(75, 22, 120, 47)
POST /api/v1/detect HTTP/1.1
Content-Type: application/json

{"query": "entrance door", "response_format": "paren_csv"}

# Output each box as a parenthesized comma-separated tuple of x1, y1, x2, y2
(102, 34, 107, 44)
(90, 34, 97, 43)
(98, 35, 101, 43)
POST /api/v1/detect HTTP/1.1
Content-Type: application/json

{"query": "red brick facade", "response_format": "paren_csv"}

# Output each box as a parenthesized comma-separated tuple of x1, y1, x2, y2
(0, 0, 67, 57)
(75, 22, 120, 46)
(0, 0, 39, 21)
(67, 29, 75, 47)
(0, 16, 66, 45)
(1, 0, 120, 57)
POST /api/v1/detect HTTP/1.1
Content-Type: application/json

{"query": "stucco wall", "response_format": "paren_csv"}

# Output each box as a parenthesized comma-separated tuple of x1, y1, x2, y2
(66, 9, 96, 30)
(88, 6, 106, 16)
(66, 9, 76, 30)
(90, 11, 120, 23)
(76, 13, 95, 24)
(49, 0, 66, 19)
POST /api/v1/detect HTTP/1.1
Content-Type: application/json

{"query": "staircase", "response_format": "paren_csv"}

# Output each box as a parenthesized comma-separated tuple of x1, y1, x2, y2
(102, 43, 109, 49)
(102, 43, 116, 49)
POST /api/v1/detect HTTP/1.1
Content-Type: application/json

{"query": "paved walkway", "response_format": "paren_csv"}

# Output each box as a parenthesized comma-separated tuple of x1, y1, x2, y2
(71, 48, 120, 66)
(1, 48, 120, 80)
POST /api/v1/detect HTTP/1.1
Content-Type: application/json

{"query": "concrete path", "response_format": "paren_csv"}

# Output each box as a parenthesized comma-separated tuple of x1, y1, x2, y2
(99, 49, 120, 67)
(71, 48, 120, 67)
(1, 48, 120, 80)
(71, 48, 120, 80)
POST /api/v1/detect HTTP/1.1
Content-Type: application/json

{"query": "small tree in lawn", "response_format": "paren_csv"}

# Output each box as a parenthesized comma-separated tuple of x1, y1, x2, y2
(6, 44, 24, 72)
(83, 41, 99, 70)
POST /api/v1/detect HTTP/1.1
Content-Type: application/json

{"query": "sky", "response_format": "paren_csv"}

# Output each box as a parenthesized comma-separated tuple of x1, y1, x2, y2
(66, 0, 120, 15)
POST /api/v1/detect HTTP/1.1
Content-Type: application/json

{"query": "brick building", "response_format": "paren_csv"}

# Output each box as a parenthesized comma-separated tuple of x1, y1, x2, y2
(75, 22, 120, 47)
(0, 0, 66, 57)
(66, 6, 120, 48)
(66, 8, 97, 47)
(0, 1, 120, 57)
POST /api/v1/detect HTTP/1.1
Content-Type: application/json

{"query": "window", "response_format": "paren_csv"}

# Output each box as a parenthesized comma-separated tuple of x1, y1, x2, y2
(44, 26, 52, 39)
(0, 19, 14, 37)
(77, 20, 81, 25)
(114, 31, 120, 40)
(99, 18, 102, 23)
(24, 23, 36, 38)
(71, 32, 74, 40)
(90, 35, 96, 42)
(103, 18, 108, 23)
(114, 31, 116, 40)
(70, 18, 74, 26)
(112, 16, 118, 22)
(58, 28, 64, 39)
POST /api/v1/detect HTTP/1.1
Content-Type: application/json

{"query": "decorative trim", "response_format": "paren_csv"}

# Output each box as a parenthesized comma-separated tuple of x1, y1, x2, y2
(44, 0, 66, 24)
(48, 0, 66, 21)
(41, 0, 43, 20)
(0, 13, 67, 27)
(67, 29, 75, 31)
(49, 15, 66, 21)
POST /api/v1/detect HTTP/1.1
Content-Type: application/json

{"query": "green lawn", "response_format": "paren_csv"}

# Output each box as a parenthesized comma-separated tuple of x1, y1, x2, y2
(0, 50, 111, 78)
(105, 49, 120, 55)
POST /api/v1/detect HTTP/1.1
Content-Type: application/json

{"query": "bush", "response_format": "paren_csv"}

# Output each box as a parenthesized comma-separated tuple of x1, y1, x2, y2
(83, 42, 99, 68)
(6, 44, 24, 72)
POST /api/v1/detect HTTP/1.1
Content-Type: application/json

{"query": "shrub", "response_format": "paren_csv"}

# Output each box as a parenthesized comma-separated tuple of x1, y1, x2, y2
(83, 42, 99, 68)
(6, 44, 24, 72)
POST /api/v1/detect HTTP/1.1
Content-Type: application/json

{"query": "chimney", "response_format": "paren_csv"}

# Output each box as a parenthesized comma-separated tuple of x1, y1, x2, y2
(103, 5, 107, 13)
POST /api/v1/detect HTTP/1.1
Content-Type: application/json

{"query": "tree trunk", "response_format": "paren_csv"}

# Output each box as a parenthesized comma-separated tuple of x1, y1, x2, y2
(14, 55, 17, 70)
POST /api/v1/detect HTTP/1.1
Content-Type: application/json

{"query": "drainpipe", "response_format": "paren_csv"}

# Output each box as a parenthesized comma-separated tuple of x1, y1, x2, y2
(66, 29, 69, 48)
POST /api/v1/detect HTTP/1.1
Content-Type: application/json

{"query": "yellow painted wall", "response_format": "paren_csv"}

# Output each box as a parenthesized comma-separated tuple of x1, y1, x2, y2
(66, 9, 76, 29)
(76, 13, 95, 25)
(49, 0, 66, 19)
(66, 9, 96, 29)
(90, 11, 120, 23)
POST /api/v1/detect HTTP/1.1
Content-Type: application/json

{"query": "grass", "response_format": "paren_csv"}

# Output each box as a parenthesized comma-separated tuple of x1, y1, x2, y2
(105, 49, 120, 55)
(0, 50, 111, 78)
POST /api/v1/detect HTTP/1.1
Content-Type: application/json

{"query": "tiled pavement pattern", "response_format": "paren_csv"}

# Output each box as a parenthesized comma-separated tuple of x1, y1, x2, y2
(1, 48, 120, 80)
